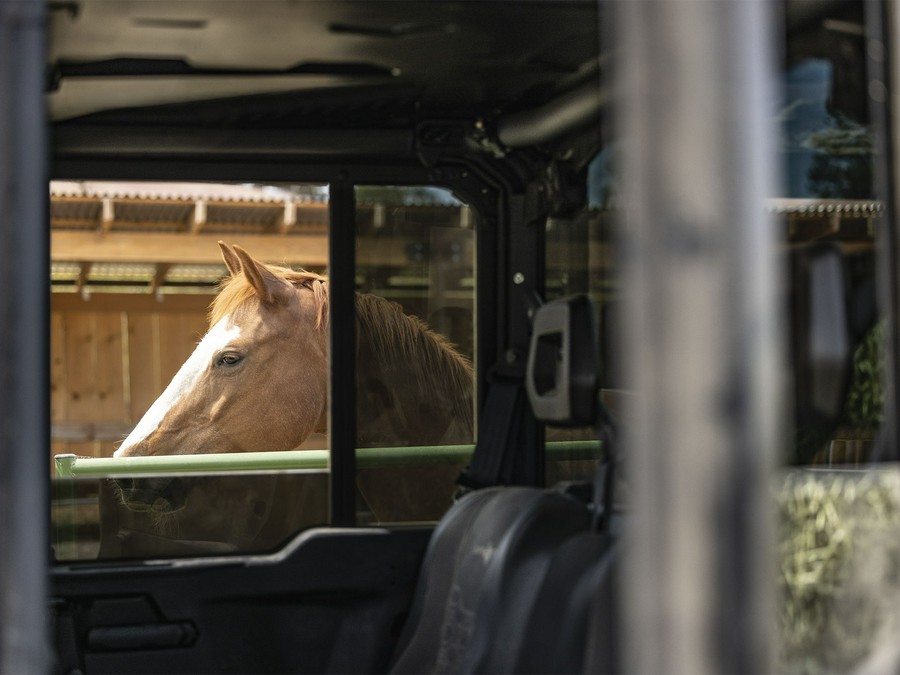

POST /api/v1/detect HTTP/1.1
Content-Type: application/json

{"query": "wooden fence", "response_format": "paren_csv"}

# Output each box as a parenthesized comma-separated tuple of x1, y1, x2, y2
(51, 293, 210, 469)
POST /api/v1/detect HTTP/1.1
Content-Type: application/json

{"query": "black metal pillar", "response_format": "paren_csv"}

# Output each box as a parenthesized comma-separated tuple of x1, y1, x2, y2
(0, 0, 49, 671)
(328, 175, 357, 526)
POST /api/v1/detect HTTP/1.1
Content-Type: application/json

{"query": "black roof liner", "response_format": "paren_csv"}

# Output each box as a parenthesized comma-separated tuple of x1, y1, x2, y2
(49, 1, 602, 119)
(49, 1, 604, 162)
(56, 84, 424, 131)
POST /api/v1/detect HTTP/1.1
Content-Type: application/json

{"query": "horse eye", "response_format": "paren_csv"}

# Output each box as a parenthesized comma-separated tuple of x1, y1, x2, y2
(216, 352, 243, 367)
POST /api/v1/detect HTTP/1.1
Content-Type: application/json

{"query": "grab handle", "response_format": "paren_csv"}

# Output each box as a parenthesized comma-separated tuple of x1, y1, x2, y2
(88, 622, 197, 651)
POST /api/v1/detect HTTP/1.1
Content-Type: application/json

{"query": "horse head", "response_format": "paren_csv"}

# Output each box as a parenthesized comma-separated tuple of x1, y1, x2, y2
(115, 243, 329, 465)
(113, 242, 474, 518)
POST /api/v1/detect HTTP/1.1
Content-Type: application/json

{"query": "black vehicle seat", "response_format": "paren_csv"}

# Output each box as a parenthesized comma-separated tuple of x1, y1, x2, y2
(512, 527, 619, 674)
(389, 486, 591, 674)
(389, 292, 620, 673)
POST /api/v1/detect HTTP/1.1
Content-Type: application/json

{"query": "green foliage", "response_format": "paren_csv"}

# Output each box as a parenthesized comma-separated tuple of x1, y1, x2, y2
(778, 471, 900, 673)
(841, 321, 885, 431)
(791, 321, 884, 465)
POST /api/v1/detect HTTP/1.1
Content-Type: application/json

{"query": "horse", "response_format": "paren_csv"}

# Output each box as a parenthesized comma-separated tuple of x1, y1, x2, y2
(110, 242, 474, 538)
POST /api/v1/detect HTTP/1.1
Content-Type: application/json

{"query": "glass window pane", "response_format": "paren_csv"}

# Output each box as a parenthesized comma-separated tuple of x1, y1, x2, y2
(542, 158, 613, 485)
(777, 5, 888, 673)
(51, 181, 331, 561)
(353, 186, 476, 523)
(781, 6, 873, 200)
(779, 4, 881, 466)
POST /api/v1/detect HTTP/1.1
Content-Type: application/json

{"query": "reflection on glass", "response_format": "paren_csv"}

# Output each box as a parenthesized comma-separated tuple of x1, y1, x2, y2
(354, 186, 476, 523)
(782, 58, 873, 200)
(780, 4, 881, 466)
(54, 474, 328, 561)
(777, 6, 893, 674)
(542, 159, 612, 485)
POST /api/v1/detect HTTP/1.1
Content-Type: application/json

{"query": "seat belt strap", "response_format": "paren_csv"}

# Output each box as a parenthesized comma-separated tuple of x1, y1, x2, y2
(592, 399, 619, 532)
(457, 378, 526, 492)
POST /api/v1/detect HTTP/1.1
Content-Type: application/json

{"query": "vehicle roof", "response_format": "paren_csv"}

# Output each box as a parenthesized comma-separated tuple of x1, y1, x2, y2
(48, 0, 602, 147)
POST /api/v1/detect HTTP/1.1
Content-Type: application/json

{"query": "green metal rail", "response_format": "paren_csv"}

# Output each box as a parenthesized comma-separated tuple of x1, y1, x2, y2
(51, 441, 602, 559)
(54, 441, 602, 478)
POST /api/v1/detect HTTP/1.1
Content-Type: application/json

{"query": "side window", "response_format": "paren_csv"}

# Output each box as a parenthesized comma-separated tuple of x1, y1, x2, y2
(780, 2, 881, 466)
(542, 155, 614, 485)
(778, 5, 892, 674)
(51, 181, 478, 561)
(353, 186, 476, 523)
(51, 182, 332, 561)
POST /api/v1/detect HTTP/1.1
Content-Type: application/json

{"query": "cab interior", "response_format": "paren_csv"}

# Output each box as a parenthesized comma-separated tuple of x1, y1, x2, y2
(43, 1, 898, 673)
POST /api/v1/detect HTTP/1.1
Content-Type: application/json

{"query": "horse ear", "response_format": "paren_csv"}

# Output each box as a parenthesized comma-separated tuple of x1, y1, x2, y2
(218, 241, 242, 277)
(232, 245, 290, 305)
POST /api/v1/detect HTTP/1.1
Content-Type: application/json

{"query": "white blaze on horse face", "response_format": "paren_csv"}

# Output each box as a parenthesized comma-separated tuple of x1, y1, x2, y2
(114, 317, 241, 457)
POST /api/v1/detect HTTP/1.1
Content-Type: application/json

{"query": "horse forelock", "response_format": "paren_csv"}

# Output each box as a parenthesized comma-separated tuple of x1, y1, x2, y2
(209, 266, 328, 329)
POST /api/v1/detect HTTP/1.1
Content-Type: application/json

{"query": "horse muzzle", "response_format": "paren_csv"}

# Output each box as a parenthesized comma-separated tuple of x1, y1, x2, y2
(114, 476, 189, 513)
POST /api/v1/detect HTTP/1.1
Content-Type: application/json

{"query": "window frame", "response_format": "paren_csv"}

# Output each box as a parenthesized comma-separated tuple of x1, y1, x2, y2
(48, 154, 550, 538)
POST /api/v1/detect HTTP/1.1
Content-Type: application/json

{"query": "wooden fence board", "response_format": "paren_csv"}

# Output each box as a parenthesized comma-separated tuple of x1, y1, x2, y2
(98, 441, 120, 459)
(52, 303, 210, 466)
(93, 312, 127, 423)
(51, 313, 67, 423)
(158, 313, 207, 384)
(126, 313, 161, 423)
(63, 313, 99, 423)
(68, 441, 101, 460)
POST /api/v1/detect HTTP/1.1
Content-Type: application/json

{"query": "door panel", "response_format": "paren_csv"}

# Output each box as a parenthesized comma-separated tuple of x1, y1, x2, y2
(52, 527, 431, 674)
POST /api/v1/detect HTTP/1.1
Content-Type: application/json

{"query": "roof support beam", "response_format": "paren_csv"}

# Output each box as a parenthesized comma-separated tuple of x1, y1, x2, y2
(279, 200, 296, 234)
(52, 293, 211, 312)
(51, 231, 411, 267)
(52, 231, 329, 266)
(150, 263, 171, 297)
(100, 197, 114, 232)
(191, 200, 207, 234)
(74, 261, 92, 298)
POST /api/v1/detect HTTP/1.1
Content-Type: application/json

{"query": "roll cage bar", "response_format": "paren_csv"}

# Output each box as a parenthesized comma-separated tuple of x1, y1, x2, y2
(0, 1, 49, 670)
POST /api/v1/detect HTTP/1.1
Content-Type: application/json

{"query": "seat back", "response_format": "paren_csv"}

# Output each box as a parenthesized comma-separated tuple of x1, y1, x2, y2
(389, 487, 590, 674)
(513, 530, 619, 674)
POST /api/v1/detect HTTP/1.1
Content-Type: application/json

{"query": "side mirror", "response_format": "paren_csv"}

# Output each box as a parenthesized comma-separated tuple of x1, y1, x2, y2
(525, 294, 599, 426)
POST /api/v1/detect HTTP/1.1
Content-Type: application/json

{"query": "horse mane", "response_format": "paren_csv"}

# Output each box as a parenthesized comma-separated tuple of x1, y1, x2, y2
(355, 292, 474, 426)
(209, 264, 474, 436)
